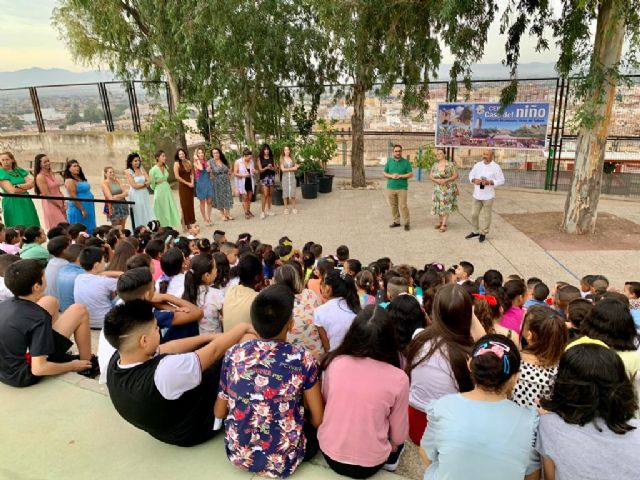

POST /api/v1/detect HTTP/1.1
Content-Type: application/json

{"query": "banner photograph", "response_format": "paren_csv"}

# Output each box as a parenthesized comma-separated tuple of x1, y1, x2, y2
(435, 102, 551, 150)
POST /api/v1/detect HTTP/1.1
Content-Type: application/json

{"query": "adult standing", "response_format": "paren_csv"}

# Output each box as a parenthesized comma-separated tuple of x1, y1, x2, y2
(0, 151, 40, 228)
(193, 146, 213, 226)
(101, 166, 129, 229)
(64, 159, 96, 233)
(429, 148, 459, 233)
(465, 150, 505, 243)
(257, 143, 276, 219)
(383, 144, 413, 231)
(124, 152, 155, 229)
(209, 147, 234, 221)
(234, 147, 256, 219)
(149, 150, 180, 229)
(173, 148, 196, 231)
(280, 145, 298, 215)
(34, 153, 67, 229)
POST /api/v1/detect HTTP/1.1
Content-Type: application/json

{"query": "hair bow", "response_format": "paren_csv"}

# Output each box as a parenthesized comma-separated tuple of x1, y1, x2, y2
(473, 340, 511, 374)
(79, 231, 90, 238)
(472, 293, 498, 306)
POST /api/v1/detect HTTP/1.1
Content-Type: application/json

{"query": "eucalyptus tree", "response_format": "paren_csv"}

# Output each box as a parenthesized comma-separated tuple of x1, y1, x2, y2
(313, 0, 498, 187)
(499, 0, 640, 234)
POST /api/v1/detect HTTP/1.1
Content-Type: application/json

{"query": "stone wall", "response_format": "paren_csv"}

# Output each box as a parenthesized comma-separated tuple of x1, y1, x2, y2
(0, 131, 140, 177)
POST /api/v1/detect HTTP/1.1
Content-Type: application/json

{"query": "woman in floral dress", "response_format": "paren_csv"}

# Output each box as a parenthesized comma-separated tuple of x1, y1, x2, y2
(429, 148, 459, 232)
(208, 147, 234, 221)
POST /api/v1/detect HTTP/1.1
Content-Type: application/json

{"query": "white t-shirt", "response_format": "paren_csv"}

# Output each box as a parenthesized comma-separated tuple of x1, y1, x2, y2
(73, 273, 119, 329)
(98, 329, 116, 384)
(155, 273, 185, 298)
(197, 285, 224, 334)
(117, 352, 202, 400)
(313, 297, 356, 351)
(468, 161, 505, 200)
(0, 277, 12, 302)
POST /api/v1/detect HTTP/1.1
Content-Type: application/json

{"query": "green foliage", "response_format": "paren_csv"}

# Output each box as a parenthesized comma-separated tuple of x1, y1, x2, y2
(137, 104, 193, 170)
(82, 103, 103, 123)
(0, 113, 25, 131)
(413, 146, 437, 171)
(64, 103, 81, 126)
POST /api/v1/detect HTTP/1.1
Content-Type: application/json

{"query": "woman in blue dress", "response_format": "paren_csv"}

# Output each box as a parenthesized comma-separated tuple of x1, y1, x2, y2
(193, 146, 214, 226)
(64, 159, 96, 233)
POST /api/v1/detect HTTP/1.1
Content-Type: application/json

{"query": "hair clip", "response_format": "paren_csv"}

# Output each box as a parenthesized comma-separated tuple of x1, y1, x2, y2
(474, 340, 511, 374)
(472, 293, 498, 306)
(188, 268, 194, 274)
(79, 232, 90, 238)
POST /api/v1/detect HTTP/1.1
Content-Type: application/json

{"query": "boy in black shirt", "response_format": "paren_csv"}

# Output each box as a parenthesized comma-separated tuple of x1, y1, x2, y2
(0, 259, 96, 387)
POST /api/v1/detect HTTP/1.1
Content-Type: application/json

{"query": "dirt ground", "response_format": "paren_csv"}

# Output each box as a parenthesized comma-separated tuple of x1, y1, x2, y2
(502, 212, 640, 251)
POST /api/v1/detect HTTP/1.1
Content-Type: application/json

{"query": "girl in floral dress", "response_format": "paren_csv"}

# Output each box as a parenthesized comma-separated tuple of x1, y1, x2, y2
(429, 148, 459, 232)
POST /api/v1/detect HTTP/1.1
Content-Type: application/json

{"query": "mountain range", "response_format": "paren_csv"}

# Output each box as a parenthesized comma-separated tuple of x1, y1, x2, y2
(0, 64, 563, 90)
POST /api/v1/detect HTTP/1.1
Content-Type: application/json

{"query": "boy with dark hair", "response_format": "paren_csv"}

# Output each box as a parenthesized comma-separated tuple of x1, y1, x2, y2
(0, 254, 20, 302)
(44, 235, 70, 296)
(566, 298, 593, 340)
(554, 284, 582, 318)
(223, 253, 263, 331)
(213, 230, 226, 245)
(46, 225, 68, 240)
(579, 274, 596, 299)
(56, 244, 84, 312)
(104, 299, 252, 446)
(220, 242, 239, 267)
(310, 243, 322, 266)
(0, 259, 96, 387)
(215, 284, 324, 478)
(336, 245, 350, 267)
(455, 261, 474, 285)
(98, 267, 203, 384)
(67, 223, 87, 243)
(344, 259, 362, 278)
(74, 247, 121, 329)
(524, 281, 550, 309)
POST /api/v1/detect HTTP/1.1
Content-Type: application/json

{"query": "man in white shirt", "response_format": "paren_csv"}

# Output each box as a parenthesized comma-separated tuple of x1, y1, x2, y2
(465, 150, 505, 242)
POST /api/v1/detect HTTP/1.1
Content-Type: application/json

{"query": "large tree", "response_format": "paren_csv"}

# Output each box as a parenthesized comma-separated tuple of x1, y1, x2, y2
(500, 0, 640, 234)
(314, 0, 498, 187)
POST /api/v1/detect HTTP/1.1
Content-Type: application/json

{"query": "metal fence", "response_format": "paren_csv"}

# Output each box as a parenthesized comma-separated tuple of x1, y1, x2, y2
(0, 81, 171, 134)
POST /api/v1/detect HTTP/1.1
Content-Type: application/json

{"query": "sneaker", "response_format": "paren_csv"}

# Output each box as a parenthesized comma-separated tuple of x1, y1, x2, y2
(260, 212, 266, 219)
(404, 225, 410, 231)
(77, 354, 100, 379)
(465, 232, 480, 239)
(383, 443, 405, 472)
(284, 208, 289, 215)
(292, 209, 298, 214)
(479, 234, 486, 243)
(389, 222, 401, 228)
(266, 210, 275, 216)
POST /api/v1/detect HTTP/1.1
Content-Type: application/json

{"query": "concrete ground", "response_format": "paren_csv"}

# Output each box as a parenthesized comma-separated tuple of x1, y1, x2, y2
(2, 178, 638, 480)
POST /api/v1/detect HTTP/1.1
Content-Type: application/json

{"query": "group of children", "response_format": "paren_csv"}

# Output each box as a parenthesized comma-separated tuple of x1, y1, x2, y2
(0, 220, 639, 479)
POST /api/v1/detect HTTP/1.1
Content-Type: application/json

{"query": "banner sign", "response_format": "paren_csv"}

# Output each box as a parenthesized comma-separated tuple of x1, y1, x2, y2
(435, 102, 550, 150)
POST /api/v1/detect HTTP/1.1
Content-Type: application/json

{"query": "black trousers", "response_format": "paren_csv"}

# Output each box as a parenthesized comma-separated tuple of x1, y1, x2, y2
(322, 451, 384, 479)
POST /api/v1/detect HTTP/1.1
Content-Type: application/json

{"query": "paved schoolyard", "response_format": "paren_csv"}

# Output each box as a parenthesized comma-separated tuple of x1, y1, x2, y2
(3, 178, 638, 480)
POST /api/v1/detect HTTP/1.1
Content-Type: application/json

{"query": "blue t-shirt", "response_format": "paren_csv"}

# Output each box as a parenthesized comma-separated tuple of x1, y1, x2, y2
(156, 309, 198, 343)
(56, 264, 85, 312)
(422, 394, 539, 480)
(218, 339, 318, 478)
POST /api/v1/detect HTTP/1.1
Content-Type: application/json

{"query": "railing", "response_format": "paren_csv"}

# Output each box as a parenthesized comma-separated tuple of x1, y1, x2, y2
(0, 193, 138, 229)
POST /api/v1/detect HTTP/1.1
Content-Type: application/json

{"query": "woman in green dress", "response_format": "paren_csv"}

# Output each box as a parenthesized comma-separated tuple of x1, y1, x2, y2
(149, 150, 180, 229)
(0, 151, 40, 228)
(429, 148, 459, 233)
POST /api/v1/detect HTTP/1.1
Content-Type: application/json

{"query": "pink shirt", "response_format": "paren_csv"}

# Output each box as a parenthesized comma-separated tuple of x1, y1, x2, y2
(500, 306, 524, 335)
(151, 258, 163, 282)
(318, 355, 409, 466)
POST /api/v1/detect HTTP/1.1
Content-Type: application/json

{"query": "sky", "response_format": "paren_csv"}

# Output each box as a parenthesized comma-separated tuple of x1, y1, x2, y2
(0, 0, 563, 72)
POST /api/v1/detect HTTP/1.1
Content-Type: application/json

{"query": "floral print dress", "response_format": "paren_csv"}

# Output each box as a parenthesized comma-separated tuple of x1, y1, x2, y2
(287, 289, 324, 361)
(218, 340, 318, 478)
(430, 162, 459, 215)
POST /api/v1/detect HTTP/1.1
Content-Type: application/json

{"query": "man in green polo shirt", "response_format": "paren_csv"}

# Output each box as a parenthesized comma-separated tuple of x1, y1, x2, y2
(383, 144, 413, 231)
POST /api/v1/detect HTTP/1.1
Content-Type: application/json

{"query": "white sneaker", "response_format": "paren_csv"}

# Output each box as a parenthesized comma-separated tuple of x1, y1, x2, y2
(260, 212, 266, 219)
(292, 209, 298, 214)
(284, 208, 289, 215)
(267, 210, 275, 216)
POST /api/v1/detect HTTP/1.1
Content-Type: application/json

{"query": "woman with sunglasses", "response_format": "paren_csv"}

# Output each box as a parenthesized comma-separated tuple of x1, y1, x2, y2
(419, 334, 539, 480)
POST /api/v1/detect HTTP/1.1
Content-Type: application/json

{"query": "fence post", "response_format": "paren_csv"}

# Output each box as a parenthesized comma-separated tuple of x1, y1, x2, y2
(546, 77, 563, 190)
(555, 77, 571, 191)
(98, 82, 114, 132)
(127, 81, 141, 132)
(29, 87, 46, 133)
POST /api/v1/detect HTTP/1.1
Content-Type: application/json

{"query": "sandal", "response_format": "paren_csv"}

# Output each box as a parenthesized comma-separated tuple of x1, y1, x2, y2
(434, 223, 443, 229)
(439, 225, 447, 233)
(245, 212, 251, 219)
(227, 215, 235, 221)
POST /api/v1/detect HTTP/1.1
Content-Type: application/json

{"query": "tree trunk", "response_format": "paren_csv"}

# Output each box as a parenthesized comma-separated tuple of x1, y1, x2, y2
(243, 102, 256, 145)
(165, 70, 188, 150)
(561, 0, 625, 234)
(350, 79, 366, 188)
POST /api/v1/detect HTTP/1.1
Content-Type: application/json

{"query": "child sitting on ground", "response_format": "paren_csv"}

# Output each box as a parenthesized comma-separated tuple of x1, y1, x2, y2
(523, 280, 549, 309)
(553, 284, 582, 318)
(215, 284, 324, 478)
(565, 298, 593, 341)
(0, 254, 20, 302)
(0, 228, 21, 255)
(0, 259, 96, 386)
(19, 226, 49, 264)
(455, 261, 474, 285)
(182, 254, 224, 334)
(104, 299, 252, 446)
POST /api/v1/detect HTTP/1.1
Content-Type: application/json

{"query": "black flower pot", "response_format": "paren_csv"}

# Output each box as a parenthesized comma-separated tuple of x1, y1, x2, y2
(301, 182, 318, 199)
(272, 187, 284, 206)
(318, 174, 334, 193)
(305, 171, 320, 184)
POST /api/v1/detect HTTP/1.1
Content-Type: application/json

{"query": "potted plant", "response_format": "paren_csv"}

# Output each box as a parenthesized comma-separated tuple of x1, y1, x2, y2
(314, 119, 338, 193)
(298, 157, 321, 199)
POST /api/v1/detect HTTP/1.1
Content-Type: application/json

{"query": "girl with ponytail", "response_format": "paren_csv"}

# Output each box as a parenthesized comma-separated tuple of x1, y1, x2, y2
(313, 270, 361, 352)
(182, 254, 223, 333)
